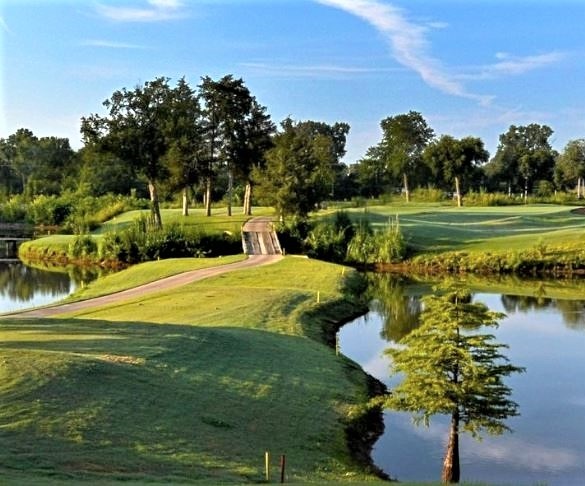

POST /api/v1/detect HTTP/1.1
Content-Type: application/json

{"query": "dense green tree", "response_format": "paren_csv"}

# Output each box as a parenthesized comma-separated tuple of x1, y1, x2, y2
(237, 100, 275, 216)
(163, 78, 205, 216)
(362, 111, 434, 201)
(77, 145, 142, 197)
(199, 75, 273, 217)
(554, 139, 585, 197)
(424, 135, 488, 206)
(81, 77, 174, 229)
(354, 145, 390, 198)
(383, 285, 524, 483)
(0, 129, 39, 196)
(0, 130, 75, 198)
(485, 124, 556, 198)
(253, 118, 348, 221)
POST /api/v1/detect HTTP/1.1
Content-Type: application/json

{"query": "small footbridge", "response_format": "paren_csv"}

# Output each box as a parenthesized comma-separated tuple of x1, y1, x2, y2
(241, 217, 282, 256)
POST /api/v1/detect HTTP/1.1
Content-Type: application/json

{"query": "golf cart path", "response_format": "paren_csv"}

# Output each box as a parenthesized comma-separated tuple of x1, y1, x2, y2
(5, 218, 283, 319)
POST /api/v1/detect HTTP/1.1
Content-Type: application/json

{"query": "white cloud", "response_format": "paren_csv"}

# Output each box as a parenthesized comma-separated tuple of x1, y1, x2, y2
(0, 15, 12, 34)
(96, 0, 186, 23)
(315, 0, 492, 105)
(81, 39, 148, 49)
(240, 61, 404, 78)
(459, 52, 567, 80)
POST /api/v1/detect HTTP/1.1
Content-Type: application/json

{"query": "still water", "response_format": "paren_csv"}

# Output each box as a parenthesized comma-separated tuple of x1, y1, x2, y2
(339, 277, 585, 486)
(0, 261, 100, 313)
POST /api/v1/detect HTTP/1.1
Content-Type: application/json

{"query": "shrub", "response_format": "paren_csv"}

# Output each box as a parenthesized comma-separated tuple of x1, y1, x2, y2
(68, 235, 98, 259)
(412, 187, 446, 203)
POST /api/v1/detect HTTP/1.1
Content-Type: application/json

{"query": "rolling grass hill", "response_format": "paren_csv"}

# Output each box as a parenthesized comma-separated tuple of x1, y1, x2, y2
(0, 258, 382, 484)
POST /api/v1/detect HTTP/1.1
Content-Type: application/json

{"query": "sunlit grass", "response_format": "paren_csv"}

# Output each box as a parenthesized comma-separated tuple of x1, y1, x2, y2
(0, 257, 380, 484)
(66, 255, 246, 302)
(327, 204, 585, 253)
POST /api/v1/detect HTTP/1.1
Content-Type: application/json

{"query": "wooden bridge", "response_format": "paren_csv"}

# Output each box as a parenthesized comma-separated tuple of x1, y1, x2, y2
(0, 237, 28, 261)
(241, 217, 282, 256)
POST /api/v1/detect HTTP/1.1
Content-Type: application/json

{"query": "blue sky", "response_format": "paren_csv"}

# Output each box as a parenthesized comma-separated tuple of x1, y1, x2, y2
(1, 0, 584, 163)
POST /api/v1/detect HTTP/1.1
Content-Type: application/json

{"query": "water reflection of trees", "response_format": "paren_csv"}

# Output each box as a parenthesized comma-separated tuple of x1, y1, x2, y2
(366, 273, 423, 343)
(366, 274, 585, 337)
(501, 294, 585, 331)
(0, 262, 71, 302)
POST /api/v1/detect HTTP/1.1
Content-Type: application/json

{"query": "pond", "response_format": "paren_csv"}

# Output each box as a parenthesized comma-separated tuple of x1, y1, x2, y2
(339, 276, 585, 486)
(0, 261, 101, 313)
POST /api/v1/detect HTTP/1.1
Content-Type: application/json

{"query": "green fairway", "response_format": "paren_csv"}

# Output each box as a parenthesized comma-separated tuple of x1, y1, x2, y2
(336, 204, 585, 253)
(0, 258, 381, 484)
(66, 255, 246, 302)
(94, 206, 275, 235)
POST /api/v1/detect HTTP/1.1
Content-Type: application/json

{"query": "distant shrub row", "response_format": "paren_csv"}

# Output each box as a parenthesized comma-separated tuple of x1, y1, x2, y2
(20, 218, 241, 266)
(409, 242, 585, 276)
(0, 192, 148, 232)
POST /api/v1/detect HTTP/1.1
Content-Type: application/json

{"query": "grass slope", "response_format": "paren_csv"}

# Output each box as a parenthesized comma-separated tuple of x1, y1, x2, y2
(0, 258, 380, 484)
(66, 255, 245, 302)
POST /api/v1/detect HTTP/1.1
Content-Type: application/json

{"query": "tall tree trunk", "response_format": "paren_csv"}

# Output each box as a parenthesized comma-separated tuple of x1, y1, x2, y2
(442, 411, 461, 483)
(182, 186, 190, 217)
(243, 182, 253, 216)
(454, 176, 462, 207)
(205, 177, 212, 217)
(524, 178, 529, 203)
(403, 173, 410, 203)
(148, 180, 163, 229)
(578, 177, 583, 199)
(227, 168, 233, 217)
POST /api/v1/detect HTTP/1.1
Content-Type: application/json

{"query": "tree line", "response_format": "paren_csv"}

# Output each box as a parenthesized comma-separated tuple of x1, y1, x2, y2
(356, 111, 585, 205)
(2, 76, 585, 226)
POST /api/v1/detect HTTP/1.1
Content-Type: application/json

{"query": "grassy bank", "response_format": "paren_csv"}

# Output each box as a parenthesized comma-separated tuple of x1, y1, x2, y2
(19, 207, 274, 266)
(0, 257, 388, 484)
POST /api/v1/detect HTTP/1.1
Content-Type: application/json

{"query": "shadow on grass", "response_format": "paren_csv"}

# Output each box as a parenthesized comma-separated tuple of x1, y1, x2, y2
(0, 318, 381, 483)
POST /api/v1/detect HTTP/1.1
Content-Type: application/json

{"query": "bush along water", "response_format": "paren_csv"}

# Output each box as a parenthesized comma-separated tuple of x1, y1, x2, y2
(276, 212, 408, 266)
(57, 216, 241, 266)
(408, 240, 585, 277)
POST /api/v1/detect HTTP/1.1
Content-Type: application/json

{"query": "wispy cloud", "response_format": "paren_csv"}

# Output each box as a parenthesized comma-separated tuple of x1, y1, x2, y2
(240, 61, 404, 78)
(96, 0, 186, 23)
(81, 39, 148, 49)
(316, 0, 493, 105)
(0, 15, 12, 34)
(459, 51, 567, 80)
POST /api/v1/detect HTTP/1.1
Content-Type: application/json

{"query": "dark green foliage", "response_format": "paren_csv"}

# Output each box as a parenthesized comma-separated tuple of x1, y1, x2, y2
(275, 217, 311, 254)
(346, 218, 406, 264)
(98, 217, 241, 264)
(68, 235, 98, 259)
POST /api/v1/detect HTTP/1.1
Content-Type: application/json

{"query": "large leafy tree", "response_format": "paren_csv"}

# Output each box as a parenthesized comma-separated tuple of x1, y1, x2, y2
(485, 124, 556, 198)
(383, 285, 524, 483)
(253, 118, 348, 221)
(363, 111, 434, 202)
(199, 75, 273, 217)
(0, 129, 75, 197)
(424, 135, 488, 207)
(554, 139, 585, 197)
(163, 77, 204, 216)
(237, 100, 275, 216)
(0, 128, 39, 196)
(81, 77, 174, 229)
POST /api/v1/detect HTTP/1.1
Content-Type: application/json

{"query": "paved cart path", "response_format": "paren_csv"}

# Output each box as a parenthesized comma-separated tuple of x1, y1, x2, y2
(4, 218, 283, 319)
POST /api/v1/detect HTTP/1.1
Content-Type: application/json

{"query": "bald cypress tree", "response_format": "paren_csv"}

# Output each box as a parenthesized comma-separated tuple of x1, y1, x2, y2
(383, 285, 524, 483)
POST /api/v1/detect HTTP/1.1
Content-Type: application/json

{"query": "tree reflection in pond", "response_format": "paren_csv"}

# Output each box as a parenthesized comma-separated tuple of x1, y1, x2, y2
(0, 262, 103, 311)
(366, 273, 423, 343)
